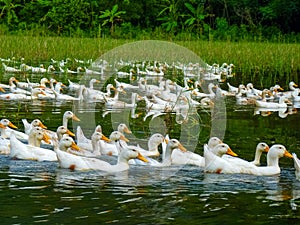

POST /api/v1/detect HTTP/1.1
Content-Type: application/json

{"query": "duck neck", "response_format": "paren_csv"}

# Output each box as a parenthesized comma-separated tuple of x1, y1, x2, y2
(28, 134, 41, 147)
(92, 138, 101, 155)
(267, 154, 280, 167)
(162, 144, 172, 165)
(252, 148, 263, 165)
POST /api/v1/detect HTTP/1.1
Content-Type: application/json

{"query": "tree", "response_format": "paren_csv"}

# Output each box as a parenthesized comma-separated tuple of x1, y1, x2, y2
(157, 0, 184, 34)
(0, 0, 22, 28)
(183, 2, 209, 36)
(99, 4, 126, 35)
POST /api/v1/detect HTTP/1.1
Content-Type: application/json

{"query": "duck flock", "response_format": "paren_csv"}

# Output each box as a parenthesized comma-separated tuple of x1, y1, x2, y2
(0, 57, 300, 180)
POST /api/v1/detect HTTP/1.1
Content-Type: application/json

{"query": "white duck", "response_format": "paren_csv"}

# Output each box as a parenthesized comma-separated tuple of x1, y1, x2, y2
(76, 128, 110, 152)
(204, 143, 252, 174)
(76, 125, 102, 148)
(127, 133, 165, 165)
(68, 131, 110, 157)
(105, 92, 141, 109)
(55, 136, 148, 172)
(27, 127, 51, 147)
(255, 95, 291, 108)
(9, 130, 57, 161)
(292, 153, 300, 180)
(171, 136, 223, 167)
(222, 142, 270, 166)
(56, 125, 75, 141)
(99, 131, 129, 156)
(62, 111, 81, 128)
(159, 138, 187, 166)
(253, 144, 293, 176)
(0, 88, 46, 101)
(0, 118, 28, 140)
(2, 63, 21, 73)
(22, 118, 47, 135)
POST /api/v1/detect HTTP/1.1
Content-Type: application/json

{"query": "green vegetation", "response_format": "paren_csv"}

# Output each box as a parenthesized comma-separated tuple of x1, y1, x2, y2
(0, 35, 299, 89)
(0, 0, 299, 42)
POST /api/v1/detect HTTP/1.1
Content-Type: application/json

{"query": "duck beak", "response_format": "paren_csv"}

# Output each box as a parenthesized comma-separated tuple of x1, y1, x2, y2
(72, 114, 80, 122)
(226, 147, 238, 157)
(39, 122, 47, 129)
(101, 134, 110, 142)
(120, 135, 129, 142)
(42, 133, 51, 144)
(71, 141, 81, 151)
(284, 150, 293, 158)
(8, 121, 17, 129)
(178, 143, 187, 152)
(0, 123, 6, 129)
(66, 129, 75, 137)
(137, 152, 148, 163)
(264, 146, 270, 152)
(124, 126, 132, 134)
(0, 87, 5, 93)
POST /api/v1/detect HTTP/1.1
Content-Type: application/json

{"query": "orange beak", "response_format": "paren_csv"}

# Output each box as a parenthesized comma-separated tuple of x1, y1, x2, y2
(8, 121, 17, 129)
(71, 141, 81, 151)
(226, 147, 238, 157)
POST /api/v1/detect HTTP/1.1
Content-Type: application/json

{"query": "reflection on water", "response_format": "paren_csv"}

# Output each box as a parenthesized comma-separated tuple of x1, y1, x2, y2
(0, 74, 300, 224)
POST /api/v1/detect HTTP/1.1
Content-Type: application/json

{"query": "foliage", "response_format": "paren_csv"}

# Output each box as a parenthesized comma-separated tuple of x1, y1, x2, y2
(0, 0, 299, 41)
(99, 4, 126, 36)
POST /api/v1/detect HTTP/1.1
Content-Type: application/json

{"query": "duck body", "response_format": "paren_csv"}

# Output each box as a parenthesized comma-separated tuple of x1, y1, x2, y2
(292, 153, 300, 180)
(56, 136, 148, 172)
(9, 132, 57, 161)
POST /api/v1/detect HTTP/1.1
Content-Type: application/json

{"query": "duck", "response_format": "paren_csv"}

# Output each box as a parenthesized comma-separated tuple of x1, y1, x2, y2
(0, 118, 28, 140)
(56, 125, 75, 141)
(99, 131, 129, 156)
(127, 133, 165, 165)
(62, 111, 81, 128)
(52, 84, 84, 101)
(0, 87, 46, 101)
(83, 83, 116, 102)
(254, 144, 293, 176)
(104, 92, 141, 109)
(55, 135, 148, 172)
(280, 81, 299, 98)
(204, 143, 256, 174)
(76, 128, 110, 153)
(170, 136, 223, 167)
(22, 118, 48, 135)
(255, 95, 291, 108)
(171, 147, 205, 167)
(9, 130, 57, 161)
(292, 153, 300, 180)
(117, 123, 132, 136)
(2, 63, 21, 73)
(222, 142, 270, 166)
(68, 131, 110, 157)
(76, 125, 102, 148)
(227, 82, 242, 93)
(159, 138, 187, 166)
(27, 127, 51, 147)
(23, 77, 50, 90)
(114, 77, 139, 90)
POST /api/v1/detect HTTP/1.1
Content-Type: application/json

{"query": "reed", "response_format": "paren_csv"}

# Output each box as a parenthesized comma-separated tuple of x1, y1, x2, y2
(1, 35, 299, 89)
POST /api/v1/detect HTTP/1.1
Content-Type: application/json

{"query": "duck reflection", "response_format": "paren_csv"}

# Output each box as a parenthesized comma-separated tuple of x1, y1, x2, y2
(254, 107, 297, 118)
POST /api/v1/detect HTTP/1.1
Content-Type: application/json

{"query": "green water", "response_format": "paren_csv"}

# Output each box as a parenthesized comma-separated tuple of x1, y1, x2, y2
(0, 71, 300, 224)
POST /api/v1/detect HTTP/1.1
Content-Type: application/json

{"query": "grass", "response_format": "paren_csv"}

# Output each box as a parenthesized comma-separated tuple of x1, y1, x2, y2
(1, 35, 299, 89)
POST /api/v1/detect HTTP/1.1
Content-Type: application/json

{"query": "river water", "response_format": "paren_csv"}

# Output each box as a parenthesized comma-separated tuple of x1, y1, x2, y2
(0, 71, 300, 224)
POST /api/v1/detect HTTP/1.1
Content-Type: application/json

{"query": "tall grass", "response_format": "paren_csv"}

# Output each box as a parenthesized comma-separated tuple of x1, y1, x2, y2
(1, 35, 299, 89)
